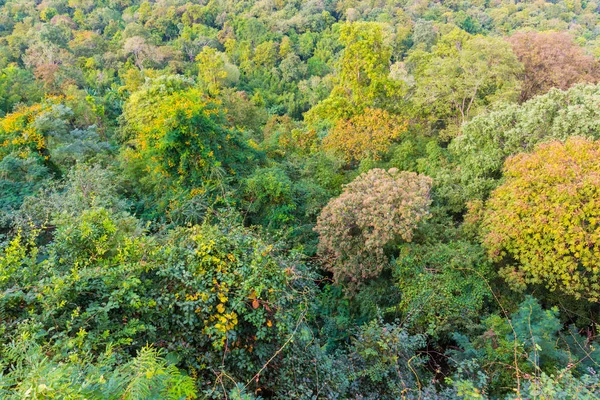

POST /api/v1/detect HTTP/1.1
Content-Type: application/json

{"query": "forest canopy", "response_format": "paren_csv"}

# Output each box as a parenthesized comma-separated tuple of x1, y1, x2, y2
(1, 0, 600, 398)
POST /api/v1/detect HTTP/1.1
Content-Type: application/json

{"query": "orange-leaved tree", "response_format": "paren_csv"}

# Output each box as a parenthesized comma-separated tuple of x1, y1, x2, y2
(322, 108, 407, 163)
(482, 137, 600, 301)
(315, 168, 432, 285)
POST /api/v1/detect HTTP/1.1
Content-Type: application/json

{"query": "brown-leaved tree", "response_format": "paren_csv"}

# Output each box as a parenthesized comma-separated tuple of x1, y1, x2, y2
(508, 31, 600, 102)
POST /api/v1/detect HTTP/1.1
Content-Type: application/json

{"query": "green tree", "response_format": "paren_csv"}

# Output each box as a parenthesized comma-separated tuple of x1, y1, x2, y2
(196, 47, 240, 96)
(0, 64, 42, 116)
(305, 22, 405, 128)
(411, 31, 522, 136)
(0, 207, 311, 396)
(450, 297, 574, 396)
(394, 241, 492, 337)
(120, 76, 257, 217)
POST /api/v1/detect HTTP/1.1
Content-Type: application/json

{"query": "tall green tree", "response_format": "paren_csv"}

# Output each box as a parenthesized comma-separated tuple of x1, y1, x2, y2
(411, 31, 522, 136)
(305, 22, 405, 128)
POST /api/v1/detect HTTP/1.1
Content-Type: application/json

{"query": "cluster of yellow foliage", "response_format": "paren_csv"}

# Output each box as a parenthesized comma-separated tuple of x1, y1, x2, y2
(483, 137, 600, 301)
(323, 108, 407, 162)
(191, 236, 239, 347)
(0, 103, 47, 160)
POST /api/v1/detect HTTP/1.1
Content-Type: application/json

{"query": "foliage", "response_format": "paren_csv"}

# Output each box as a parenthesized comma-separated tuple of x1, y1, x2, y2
(0, 335, 197, 399)
(0, 64, 42, 116)
(323, 108, 407, 163)
(0, 207, 311, 396)
(1, 0, 600, 396)
(196, 47, 240, 96)
(509, 369, 600, 399)
(305, 21, 404, 128)
(120, 76, 259, 219)
(0, 103, 49, 164)
(345, 320, 426, 399)
(450, 296, 599, 397)
(394, 240, 492, 337)
(483, 137, 600, 301)
(410, 31, 522, 136)
(509, 31, 600, 102)
(16, 163, 129, 228)
(122, 76, 254, 187)
(241, 166, 296, 229)
(448, 83, 600, 208)
(315, 168, 432, 285)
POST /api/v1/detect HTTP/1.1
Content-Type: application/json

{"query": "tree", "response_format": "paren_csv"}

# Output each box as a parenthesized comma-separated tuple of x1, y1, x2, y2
(482, 137, 600, 301)
(448, 84, 600, 206)
(242, 166, 296, 228)
(196, 47, 239, 96)
(0, 64, 43, 116)
(315, 168, 432, 285)
(305, 22, 405, 128)
(508, 31, 600, 102)
(412, 19, 437, 51)
(121, 76, 255, 191)
(449, 297, 588, 396)
(120, 76, 259, 220)
(0, 103, 47, 163)
(411, 31, 522, 135)
(0, 206, 310, 395)
(123, 36, 168, 70)
(322, 108, 407, 163)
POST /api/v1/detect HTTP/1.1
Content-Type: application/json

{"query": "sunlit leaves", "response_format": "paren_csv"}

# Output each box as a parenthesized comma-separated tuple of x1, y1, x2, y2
(482, 137, 600, 301)
(196, 47, 239, 96)
(323, 108, 407, 163)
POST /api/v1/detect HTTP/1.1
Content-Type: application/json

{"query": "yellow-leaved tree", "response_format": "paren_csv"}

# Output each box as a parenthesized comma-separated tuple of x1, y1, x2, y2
(323, 108, 407, 163)
(482, 137, 600, 301)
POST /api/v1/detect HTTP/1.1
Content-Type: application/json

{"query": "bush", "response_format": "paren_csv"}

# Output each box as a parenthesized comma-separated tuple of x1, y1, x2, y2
(0, 207, 312, 397)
